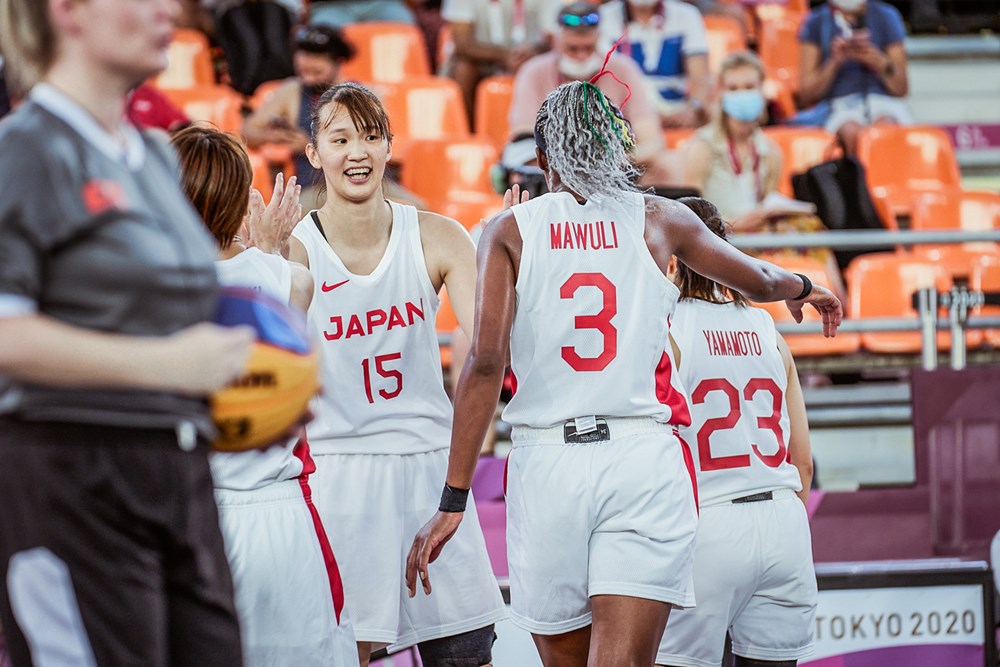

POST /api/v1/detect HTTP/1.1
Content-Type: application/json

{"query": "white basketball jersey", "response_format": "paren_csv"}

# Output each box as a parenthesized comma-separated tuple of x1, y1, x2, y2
(210, 248, 308, 491)
(291, 202, 453, 455)
(671, 300, 802, 505)
(502, 192, 690, 429)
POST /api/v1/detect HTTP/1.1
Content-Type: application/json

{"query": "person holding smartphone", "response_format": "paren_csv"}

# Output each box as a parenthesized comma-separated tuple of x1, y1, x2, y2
(798, 0, 911, 154)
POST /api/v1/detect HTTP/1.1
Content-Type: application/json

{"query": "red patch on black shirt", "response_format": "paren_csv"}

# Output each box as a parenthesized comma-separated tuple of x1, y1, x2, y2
(81, 179, 127, 215)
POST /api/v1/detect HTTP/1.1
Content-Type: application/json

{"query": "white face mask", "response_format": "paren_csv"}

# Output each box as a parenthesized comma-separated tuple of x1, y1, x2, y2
(831, 0, 866, 12)
(558, 53, 604, 80)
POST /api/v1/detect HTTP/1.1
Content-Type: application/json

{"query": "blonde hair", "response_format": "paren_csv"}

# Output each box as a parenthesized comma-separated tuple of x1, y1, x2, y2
(540, 82, 640, 202)
(0, 0, 56, 94)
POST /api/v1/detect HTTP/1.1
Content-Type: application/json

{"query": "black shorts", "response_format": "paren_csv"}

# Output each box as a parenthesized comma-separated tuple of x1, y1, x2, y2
(0, 420, 242, 667)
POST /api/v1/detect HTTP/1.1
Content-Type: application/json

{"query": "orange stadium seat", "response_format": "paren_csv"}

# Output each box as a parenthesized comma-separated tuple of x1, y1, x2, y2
(755, 0, 809, 21)
(248, 148, 275, 201)
(401, 137, 499, 211)
(161, 85, 244, 133)
(910, 188, 1000, 232)
(663, 128, 695, 150)
(475, 76, 514, 151)
(154, 28, 215, 89)
(704, 16, 748, 72)
(373, 78, 470, 164)
(763, 126, 837, 197)
(440, 195, 506, 232)
(871, 188, 899, 230)
(758, 14, 803, 92)
(846, 253, 953, 353)
(340, 22, 431, 83)
(249, 79, 285, 111)
(753, 256, 860, 356)
(855, 126, 962, 217)
(764, 77, 797, 122)
(971, 255, 1000, 348)
(437, 286, 459, 368)
(909, 189, 1000, 279)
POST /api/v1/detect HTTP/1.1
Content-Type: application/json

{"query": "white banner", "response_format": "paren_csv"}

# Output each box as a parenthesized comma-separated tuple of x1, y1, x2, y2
(806, 585, 985, 661)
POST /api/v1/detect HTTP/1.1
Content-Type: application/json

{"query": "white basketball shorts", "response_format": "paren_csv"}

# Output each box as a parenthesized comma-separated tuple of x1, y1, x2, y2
(506, 417, 699, 635)
(215, 478, 359, 667)
(657, 489, 817, 667)
(310, 447, 507, 651)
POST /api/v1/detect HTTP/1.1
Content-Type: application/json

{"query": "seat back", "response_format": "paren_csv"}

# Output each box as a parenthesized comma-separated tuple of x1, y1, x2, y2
(400, 138, 498, 211)
(663, 128, 695, 150)
(161, 85, 244, 133)
(375, 78, 470, 163)
(855, 126, 962, 216)
(475, 76, 514, 151)
(846, 253, 952, 353)
(758, 15, 803, 91)
(763, 126, 837, 197)
(340, 22, 431, 83)
(440, 194, 506, 232)
(249, 79, 286, 111)
(753, 255, 860, 356)
(704, 15, 748, 72)
(155, 29, 215, 90)
(910, 188, 1000, 232)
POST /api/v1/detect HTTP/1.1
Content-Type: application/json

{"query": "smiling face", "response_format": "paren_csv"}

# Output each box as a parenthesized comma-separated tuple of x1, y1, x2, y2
(306, 103, 392, 204)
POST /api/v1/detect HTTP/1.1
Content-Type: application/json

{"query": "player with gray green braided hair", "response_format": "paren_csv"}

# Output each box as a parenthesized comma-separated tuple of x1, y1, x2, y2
(534, 81, 640, 202)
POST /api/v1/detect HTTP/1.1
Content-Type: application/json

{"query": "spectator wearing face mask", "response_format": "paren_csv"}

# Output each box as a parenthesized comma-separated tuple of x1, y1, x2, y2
(684, 52, 845, 296)
(798, 0, 911, 154)
(598, 0, 710, 128)
(243, 25, 355, 211)
(509, 1, 684, 186)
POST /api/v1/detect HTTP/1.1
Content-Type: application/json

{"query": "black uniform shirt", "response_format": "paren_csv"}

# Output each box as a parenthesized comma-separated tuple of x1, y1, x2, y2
(0, 84, 219, 435)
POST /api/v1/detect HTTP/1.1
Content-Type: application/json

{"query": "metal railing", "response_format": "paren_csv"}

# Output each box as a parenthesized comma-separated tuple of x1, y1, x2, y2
(732, 228, 1000, 371)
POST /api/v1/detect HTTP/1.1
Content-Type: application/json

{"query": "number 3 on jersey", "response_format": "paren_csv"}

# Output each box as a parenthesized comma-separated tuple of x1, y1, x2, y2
(362, 353, 402, 404)
(560, 273, 617, 372)
(691, 377, 787, 471)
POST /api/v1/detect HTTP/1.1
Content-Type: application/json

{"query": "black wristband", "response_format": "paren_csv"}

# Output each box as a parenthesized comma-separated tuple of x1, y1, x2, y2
(439, 484, 470, 513)
(793, 273, 813, 301)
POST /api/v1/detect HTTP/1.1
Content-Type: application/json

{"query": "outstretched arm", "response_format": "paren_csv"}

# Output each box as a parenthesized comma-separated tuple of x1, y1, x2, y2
(650, 197, 843, 336)
(405, 211, 519, 597)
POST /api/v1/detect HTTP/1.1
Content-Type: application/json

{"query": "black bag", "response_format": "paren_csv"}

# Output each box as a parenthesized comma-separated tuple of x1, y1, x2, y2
(792, 155, 891, 270)
(215, 1, 296, 97)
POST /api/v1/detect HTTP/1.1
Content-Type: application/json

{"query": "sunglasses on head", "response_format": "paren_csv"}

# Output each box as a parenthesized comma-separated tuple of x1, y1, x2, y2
(559, 12, 600, 28)
(295, 26, 333, 49)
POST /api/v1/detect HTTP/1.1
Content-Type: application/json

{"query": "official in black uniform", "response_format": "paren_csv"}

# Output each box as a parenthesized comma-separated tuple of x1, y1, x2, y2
(0, 1, 252, 665)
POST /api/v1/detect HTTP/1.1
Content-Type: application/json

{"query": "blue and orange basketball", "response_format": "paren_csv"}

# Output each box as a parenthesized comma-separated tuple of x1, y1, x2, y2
(211, 287, 319, 452)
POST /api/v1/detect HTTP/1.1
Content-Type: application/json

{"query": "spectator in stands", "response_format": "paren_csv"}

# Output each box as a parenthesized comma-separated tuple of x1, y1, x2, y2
(684, 52, 845, 296)
(798, 0, 911, 155)
(510, 1, 683, 186)
(442, 0, 558, 124)
(598, 0, 710, 128)
(244, 25, 354, 211)
(309, 0, 415, 26)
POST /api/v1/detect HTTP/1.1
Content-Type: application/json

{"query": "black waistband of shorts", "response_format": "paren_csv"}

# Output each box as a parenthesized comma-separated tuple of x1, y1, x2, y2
(0, 418, 208, 450)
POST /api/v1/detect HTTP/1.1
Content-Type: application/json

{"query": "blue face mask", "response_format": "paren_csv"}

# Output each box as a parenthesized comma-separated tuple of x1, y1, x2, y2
(721, 90, 766, 123)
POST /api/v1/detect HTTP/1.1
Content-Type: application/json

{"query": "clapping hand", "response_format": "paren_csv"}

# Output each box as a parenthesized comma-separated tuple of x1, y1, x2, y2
(245, 173, 302, 255)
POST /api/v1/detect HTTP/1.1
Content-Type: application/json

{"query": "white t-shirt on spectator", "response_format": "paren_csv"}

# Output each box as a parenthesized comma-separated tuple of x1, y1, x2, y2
(442, 0, 561, 47)
(599, 0, 708, 110)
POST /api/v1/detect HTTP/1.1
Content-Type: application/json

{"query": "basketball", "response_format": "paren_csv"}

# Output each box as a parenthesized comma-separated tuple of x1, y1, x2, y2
(211, 286, 319, 452)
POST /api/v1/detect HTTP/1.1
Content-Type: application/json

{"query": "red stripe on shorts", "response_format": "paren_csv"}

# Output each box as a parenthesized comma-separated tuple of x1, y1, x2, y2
(294, 439, 346, 623)
(675, 430, 700, 514)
